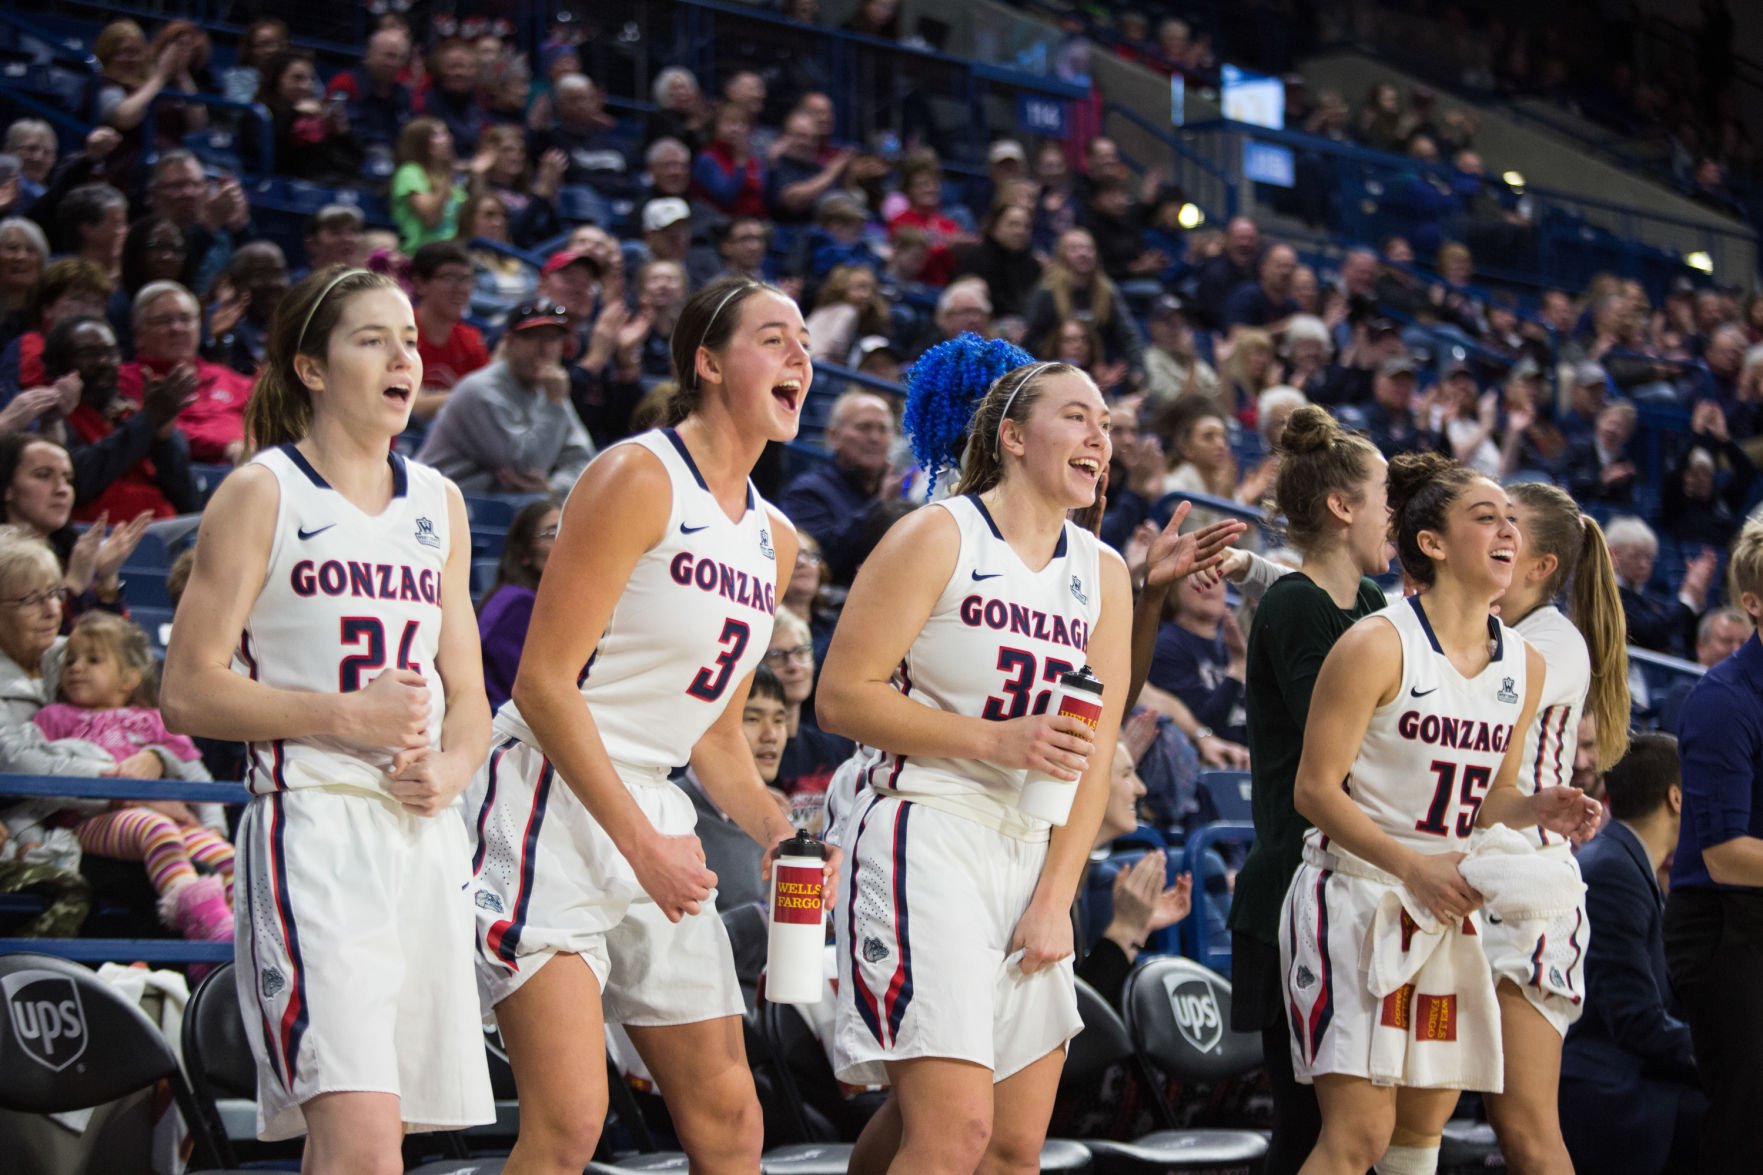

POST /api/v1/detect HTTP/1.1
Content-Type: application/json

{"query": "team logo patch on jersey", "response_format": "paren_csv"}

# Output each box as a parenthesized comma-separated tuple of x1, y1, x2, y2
(260, 966, 286, 1000)
(474, 889, 504, 914)
(1497, 677, 1519, 704)
(1070, 576, 1088, 605)
(862, 936, 889, 963)
(414, 516, 441, 549)
(759, 528, 775, 560)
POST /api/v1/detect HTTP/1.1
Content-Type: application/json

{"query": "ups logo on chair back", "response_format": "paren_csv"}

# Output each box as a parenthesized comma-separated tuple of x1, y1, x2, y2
(1163, 973, 1224, 1054)
(4, 969, 88, 1072)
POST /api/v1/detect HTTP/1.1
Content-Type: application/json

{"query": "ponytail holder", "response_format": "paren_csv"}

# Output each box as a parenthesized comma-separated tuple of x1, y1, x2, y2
(294, 267, 368, 357)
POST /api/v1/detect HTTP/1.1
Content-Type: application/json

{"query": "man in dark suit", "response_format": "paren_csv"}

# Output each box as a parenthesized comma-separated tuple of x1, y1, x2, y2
(1560, 734, 1705, 1175)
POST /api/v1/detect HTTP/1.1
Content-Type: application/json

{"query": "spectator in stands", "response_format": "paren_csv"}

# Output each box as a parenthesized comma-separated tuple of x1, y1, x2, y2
(531, 73, 630, 195)
(1665, 518, 1763, 1175)
(1219, 327, 1282, 428)
(1192, 216, 1261, 329)
(1083, 172, 1166, 288)
(950, 202, 1040, 323)
(1158, 396, 1272, 514)
(117, 282, 252, 465)
(646, 66, 711, 152)
(1142, 295, 1220, 407)
(1024, 228, 1145, 379)
(322, 26, 410, 157)
(1657, 607, 1752, 734)
(470, 126, 565, 250)
(417, 297, 594, 495)
(1560, 733, 1704, 1175)
(692, 101, 767, 218)
(1499, 358, 1569, 480)
(44, 314, 196, 524)
(1557, 360, 1610, 442)
(886, 155, 966, 287)
(391, 117, 465, 253)
(1703, 323, 1748, 412)
(766, 110, 852, 227)
(410, 241, 489, 418)
(0, 532, 85, 773)
(1097, 395, 1164, 550)
(88, 19, 204, 186)
(1362, 355, 1441, 458)
(5, 120, 56, 212)
(778, 389, 897, 585)
(146, 152, 252, 298)
(911, 275, 991, 359)
(635, 197, 720, 291)
(1031, 141, 1078, 252)
(1663, 401, 1755, 551)
(0, 259, 112, 400)
(720, 69, 768, 129)
(805, 264, 891, 365)
(1436, 359, 1504, 477)
(1040, 317, 1124, 396)
(1290, 264, 1321, 316)
(1607, 514, 1713, 659)
(0, 430, 150, 618)
(1149, 573, 1248, 744)
(0, 219, 49, 337)
(715, 217, 772, 285)
(1335, 247, 1381, 329)
(1566, 400, 1640, 505)
(222, 17, 287, 105)
(249, 51, 365, 185)
(477, 497, 559, 712)
(766, 607, 854, 800)
(299, 205, 365, 276)
(1224, 242, 1300, 334)
(629, 260, 686, 378)
(202, 241, 288, 376)
(414, 38, 488, 157)
(457, 193, 537, 305)
(54, 185, 128, 283)
(1281, 314, 1344, 406)
(642, 138, 719, 245)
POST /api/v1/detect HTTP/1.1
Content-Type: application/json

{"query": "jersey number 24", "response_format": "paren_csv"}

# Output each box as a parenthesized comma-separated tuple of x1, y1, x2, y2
(339, 617, 422, 691)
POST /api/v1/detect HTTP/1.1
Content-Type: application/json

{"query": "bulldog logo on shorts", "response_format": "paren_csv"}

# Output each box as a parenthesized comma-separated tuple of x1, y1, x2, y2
(4, 970, 88, 1072)
(474, 889, 505, 914)
(261, 966, 286, 1000)
(862, 936, 890, 963)
(1295, 964, 1316, 990)
(1163, 974, 1225, 1054)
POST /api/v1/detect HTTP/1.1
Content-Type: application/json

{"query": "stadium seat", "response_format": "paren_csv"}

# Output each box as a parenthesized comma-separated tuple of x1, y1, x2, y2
(1195, 771, 1253, 824)
(180, 963, 264, 1167)
(1066, 977, 1266, 1174)
(721, 900, 768, 1014)
(0, 952, 252, 1172)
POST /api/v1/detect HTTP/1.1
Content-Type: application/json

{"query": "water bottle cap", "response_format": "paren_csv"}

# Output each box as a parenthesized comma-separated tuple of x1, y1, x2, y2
(1057, 665, 1104, 696)
(780, 829, 825, 859)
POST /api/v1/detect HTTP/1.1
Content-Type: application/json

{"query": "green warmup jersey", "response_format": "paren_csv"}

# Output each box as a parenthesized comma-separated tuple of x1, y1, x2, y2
(1228, 572, 1388, 947)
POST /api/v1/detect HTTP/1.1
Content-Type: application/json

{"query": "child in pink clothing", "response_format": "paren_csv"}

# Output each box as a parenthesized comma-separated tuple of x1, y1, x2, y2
(36, 612, 233, 942)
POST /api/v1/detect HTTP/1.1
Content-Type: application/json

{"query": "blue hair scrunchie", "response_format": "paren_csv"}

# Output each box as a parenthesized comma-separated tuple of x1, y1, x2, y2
(903, 333, 1035, 496)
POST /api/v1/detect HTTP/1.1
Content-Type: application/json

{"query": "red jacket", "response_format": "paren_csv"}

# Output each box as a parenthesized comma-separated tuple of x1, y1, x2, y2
(117, 358, 252, 463)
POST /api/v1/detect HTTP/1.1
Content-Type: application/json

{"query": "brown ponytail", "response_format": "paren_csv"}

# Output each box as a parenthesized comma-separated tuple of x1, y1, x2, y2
(1508, 482, 1630, 770)
(246, 265, 401, 451)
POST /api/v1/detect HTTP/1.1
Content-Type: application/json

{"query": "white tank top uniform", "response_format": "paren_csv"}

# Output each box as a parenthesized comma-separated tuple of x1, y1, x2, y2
(834, 494, 1116, 1084)
(1280, 595, 1531, 1090)
(1481, 605, 1592, 1035)
(230, 445, 492, 1140)
(466, 428, 787, 1022)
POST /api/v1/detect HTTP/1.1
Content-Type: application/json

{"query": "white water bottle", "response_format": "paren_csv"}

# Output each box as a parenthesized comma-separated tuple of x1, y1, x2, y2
(765, 829, 827, 1005)
(1018, 665, 1105, 826)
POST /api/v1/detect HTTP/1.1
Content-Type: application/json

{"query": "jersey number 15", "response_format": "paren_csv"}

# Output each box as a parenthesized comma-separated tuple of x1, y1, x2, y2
(1414, 760, 1492, 838)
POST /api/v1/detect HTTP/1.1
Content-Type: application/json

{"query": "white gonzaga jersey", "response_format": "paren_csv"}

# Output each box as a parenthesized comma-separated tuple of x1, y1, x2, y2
(234, 445, 450, 797)
(1512, 606, 1591, 849)
(869, 493, 1112, 840)
(1307, 595, 1530, 856)
(496, 428, 785, 772)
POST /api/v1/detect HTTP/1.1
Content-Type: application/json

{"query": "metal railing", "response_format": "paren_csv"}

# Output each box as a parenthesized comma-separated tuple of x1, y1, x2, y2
(1101, 101, 1238, 227)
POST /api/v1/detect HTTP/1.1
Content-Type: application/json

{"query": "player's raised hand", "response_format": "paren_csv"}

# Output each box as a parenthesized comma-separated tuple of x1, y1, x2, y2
(1402, 850, 1482, 925)
(630, 830, 717, 922)
(339, 667, 429, 752)
(1143, 501, 1248, 590)
(989, 711, 1094, 780)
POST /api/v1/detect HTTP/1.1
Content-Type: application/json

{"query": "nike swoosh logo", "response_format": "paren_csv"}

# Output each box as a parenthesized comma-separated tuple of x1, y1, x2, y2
(971, 571, 1002, 581)
(680, 523, 709, 535)
(1409, 686, 1438, 698)
(297, 524, 336, 541)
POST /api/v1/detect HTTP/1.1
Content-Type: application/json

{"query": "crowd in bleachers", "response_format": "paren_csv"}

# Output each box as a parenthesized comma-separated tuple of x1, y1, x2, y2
(0, 0, 1760, 1167)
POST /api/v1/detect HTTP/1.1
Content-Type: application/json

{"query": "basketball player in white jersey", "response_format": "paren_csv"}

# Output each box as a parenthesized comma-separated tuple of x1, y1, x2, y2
(162, 266, 493, 1173)
(1282, 454, 1601, 1175)
(466, 276, 831, 1175)
(817, 340, 1133, 1174)
(1468, 481, 1629, 1175)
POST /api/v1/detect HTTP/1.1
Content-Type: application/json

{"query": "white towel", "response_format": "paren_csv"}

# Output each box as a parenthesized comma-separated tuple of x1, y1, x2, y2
(1460, 823, 1586, 926)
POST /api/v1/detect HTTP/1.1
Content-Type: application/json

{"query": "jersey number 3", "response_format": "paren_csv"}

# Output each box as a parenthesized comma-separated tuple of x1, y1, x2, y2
(339, 617, 422, 691)
(688, 619, 750, 702)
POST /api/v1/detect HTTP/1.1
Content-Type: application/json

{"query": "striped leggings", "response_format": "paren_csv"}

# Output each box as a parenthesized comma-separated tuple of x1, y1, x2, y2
(74, 807, 236, 898)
